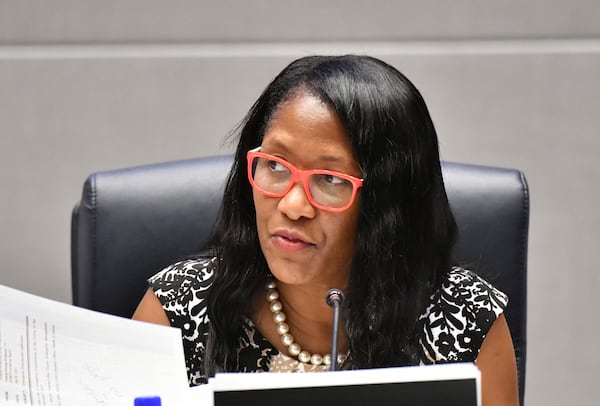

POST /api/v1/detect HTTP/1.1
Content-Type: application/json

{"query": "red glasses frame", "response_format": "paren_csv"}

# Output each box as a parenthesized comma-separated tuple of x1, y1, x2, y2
(247, 148, 364, 212)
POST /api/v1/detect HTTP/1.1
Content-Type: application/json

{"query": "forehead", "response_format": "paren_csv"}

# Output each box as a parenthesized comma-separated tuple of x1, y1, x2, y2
(262, 93, 357, 167)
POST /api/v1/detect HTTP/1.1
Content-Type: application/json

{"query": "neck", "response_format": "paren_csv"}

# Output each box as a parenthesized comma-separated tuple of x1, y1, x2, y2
(275, 281, 348, 356)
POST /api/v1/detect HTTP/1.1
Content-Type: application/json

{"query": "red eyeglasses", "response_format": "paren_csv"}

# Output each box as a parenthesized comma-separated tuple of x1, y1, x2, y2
(247, 147, 364, 212)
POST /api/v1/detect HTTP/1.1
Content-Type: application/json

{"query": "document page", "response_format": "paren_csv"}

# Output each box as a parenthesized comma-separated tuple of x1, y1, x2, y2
(0, 285, 189, 406)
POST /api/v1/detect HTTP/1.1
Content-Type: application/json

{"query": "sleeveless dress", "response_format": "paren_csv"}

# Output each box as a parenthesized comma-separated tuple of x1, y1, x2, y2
(148, 256, 508, 386)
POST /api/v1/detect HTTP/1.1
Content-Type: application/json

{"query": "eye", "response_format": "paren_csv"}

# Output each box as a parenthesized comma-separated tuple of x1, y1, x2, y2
(323, 174, 346, 185)
(313, 173, 352, 189)
(267, 159, 288, 172)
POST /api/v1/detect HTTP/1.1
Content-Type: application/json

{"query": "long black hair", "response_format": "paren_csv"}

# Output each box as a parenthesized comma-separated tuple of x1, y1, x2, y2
(204, 55, 457, 375)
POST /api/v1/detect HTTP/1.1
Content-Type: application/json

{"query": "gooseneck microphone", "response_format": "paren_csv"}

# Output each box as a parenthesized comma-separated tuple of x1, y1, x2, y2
(325, 288, 345, 371)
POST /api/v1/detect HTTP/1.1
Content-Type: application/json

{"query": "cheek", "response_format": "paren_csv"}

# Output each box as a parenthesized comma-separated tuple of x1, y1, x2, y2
(252, 190, 263, 223)
(252, 191, 272, 238)
(326, 207, 360, 257)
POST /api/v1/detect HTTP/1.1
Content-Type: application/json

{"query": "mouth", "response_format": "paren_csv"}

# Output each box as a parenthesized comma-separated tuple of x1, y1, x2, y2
(271, 230, 316, 252)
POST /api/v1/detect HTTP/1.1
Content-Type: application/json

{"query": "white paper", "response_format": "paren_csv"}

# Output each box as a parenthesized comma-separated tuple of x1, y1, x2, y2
(0, 284, 190, 406)
(169, 384, 213, 406)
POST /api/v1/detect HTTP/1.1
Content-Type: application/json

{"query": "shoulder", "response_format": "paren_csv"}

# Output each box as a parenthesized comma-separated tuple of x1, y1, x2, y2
(148, 256, 217, 386)
(441, 267, 509, 312)
(148, 256, 217, 305)
(418, 267, 509, 363)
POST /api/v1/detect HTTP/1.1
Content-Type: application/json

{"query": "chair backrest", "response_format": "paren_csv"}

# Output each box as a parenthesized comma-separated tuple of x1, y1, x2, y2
(71, 156, 528, 402)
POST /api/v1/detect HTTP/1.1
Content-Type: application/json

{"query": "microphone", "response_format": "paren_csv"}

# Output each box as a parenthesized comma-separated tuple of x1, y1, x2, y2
(325, 288, 345, 371)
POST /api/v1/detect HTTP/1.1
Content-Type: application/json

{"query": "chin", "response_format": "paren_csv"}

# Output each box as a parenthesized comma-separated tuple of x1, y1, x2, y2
(266, 258, 314, 286)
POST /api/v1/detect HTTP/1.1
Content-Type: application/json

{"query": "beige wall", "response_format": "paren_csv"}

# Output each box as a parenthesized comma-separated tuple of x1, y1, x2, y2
(1, 2, 599, 405)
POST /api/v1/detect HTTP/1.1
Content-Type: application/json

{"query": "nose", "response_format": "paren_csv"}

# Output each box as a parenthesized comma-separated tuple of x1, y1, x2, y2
(277, 180, 316, 220)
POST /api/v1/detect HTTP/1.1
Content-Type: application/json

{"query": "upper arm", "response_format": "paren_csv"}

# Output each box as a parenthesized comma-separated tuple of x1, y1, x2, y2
(132, 288, 171, 327)
(476, 313, 520, 406)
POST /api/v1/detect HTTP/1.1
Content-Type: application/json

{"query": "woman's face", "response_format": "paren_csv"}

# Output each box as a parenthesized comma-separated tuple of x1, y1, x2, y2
(253, 92, 362, 290)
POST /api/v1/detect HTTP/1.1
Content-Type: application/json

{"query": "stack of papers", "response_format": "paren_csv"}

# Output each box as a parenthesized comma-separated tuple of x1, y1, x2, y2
(0, 284, 189, 405)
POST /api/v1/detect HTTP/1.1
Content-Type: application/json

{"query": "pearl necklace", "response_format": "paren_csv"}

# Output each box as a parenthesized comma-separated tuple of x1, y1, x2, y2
(265, 279, 346, 367)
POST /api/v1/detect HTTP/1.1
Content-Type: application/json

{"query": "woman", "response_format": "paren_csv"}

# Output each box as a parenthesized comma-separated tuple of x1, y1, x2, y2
(133, 55, 519, 405)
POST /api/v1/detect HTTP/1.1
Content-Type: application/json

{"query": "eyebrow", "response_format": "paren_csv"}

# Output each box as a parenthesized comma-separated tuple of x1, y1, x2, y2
(263, 139, 348, 164)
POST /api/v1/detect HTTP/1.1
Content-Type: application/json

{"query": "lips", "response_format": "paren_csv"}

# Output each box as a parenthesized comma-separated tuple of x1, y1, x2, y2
(271, 229, 315, 252)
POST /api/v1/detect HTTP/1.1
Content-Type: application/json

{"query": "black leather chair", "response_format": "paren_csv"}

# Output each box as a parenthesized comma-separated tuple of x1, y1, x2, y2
(71, 156, 529, 403)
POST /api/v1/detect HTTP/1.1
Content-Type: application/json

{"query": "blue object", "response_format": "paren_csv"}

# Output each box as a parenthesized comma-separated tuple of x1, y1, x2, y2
(134, 396, 161, 406)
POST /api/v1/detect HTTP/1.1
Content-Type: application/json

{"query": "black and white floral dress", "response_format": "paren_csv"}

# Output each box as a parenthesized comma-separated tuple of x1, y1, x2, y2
(148, 256, 508, 386)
